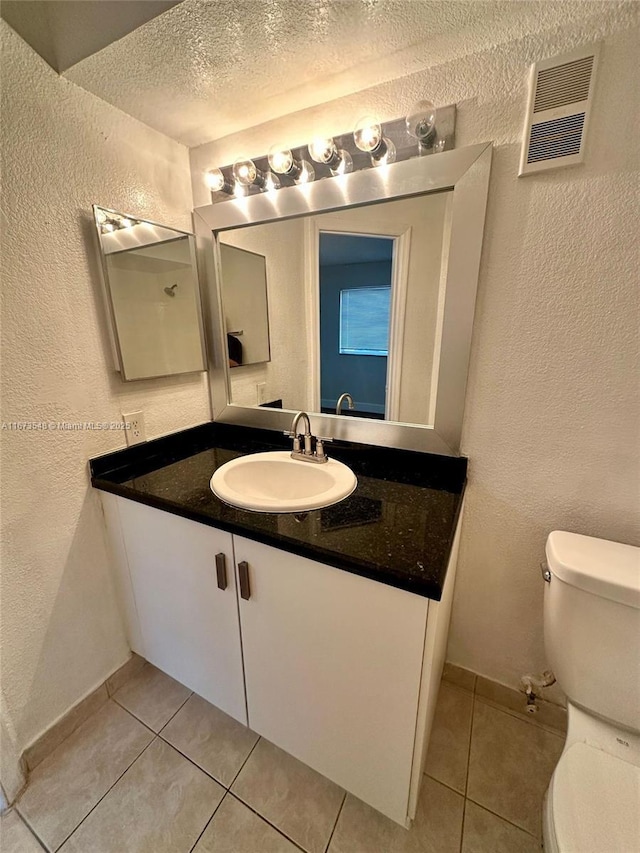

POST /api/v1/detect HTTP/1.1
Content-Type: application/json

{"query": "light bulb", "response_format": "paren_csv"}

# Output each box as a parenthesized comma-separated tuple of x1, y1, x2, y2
(96, 209, 108, 224)
(233, 158, 257, 186)
(264, 172, 281, 192)
(268, 146, 294, 175)
(353, 116, 383, 153)
(119, 217, 133, 229)
(101, 222, 114, 233)
(206, 168, 225, 191)
(206, 167, 234, 195)
(308, 138, 352, 176)
(308, 138, 337, 165)
(331, 150, 353, 176)
(371, 138, 396, 167)
(295, 160, 315, 184)
(405, 100, 438, 145)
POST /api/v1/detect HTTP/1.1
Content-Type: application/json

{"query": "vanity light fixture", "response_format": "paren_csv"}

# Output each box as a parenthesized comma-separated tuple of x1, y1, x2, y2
(307, 138, 353, 176)
(405, 100, 439, 150)
(99, 214, 139, 234)
(206, 167, 235, 195)
(205, 103, 456, 204)
(353, 116, 396, 167)
(268, 146, 315, 184)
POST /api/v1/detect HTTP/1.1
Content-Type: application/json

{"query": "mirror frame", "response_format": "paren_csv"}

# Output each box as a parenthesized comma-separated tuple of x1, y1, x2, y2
(193, 142, 492, 456)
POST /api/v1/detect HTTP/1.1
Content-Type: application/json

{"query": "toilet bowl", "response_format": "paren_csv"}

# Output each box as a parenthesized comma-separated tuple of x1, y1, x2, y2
(542, 531, 640, 853)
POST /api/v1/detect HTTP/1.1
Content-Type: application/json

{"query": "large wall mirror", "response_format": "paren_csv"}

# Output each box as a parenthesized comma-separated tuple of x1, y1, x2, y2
(194, 143, 492, 455)
(93, 206, 207, 381)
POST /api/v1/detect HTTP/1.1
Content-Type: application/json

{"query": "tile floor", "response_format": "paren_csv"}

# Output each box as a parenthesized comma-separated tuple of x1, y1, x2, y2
(1, 663, 565, 853)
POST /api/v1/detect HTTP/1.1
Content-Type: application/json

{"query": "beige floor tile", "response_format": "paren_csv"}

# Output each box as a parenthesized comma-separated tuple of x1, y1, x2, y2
(328, 776, 464, 853)
(24, 685, 109, 771)
(462, 801, 541, 852)
(105, 652, 146, 697)
(17, 701, 152, 851)
(467, 700, 563, 837)
(1, 809, 45, 853)
(162, 694, 258, 786)
(60, 738, 224, 853)
(231, 739, 344, 853)
(112, 663, 191, 731)
(192, 793, 300, 853)
(424, 682, 473, 793)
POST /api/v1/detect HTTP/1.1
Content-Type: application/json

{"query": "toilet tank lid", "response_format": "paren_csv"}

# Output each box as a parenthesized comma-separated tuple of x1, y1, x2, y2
(546, 531, 640, 609)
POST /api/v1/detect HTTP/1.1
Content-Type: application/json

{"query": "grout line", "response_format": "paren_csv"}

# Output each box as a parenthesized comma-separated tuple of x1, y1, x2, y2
(464, 794, 542, 840)
(113, 689, 193, 737)
(227, 735, 261, 790)
(157, 691, 194, 733)
(424, 773, 464, 797)
(459, 797, 468, 853)
(186, 789, 227, 853)
(51, 736, 157, 851)
(11, 808, 49, 852)
(323, 791, 346, 853)
(155, 734, 227, 788)
(226, 791, 308, 852)
(473, 695, 566, 737)
(464, 692, 476, 798)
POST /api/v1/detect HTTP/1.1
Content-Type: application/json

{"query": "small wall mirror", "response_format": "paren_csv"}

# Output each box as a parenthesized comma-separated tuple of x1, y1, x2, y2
(93, 205, 206, 381)
(219, 244, 270, 369)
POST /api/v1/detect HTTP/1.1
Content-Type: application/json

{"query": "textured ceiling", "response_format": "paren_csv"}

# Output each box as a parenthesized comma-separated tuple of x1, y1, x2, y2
(65, 0, 612, 148)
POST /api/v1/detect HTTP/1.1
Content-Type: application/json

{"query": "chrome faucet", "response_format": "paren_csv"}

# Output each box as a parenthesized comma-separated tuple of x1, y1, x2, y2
(284, 411, 332, 463)
(336, 393, 355, 415)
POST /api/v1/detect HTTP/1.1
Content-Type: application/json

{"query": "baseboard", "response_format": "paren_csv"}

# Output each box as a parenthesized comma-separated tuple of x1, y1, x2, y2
(22, 653, 145, 773)
(443, 662, 568, 734)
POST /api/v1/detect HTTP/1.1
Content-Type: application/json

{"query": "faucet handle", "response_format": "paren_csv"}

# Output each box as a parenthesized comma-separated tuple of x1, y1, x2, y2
(283, 430, 302, 454)
(315, 436, 333, 461)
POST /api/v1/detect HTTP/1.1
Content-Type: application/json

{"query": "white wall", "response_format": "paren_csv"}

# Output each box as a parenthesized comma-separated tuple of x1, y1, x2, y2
(190, 7, 640, 692)
(0, 21, 210, 753)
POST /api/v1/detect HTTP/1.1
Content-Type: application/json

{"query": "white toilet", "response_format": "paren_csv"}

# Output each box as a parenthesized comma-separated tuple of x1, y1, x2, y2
(542, 531, 640, 853)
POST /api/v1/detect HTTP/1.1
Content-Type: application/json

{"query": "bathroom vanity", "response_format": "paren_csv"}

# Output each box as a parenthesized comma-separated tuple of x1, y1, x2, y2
(91, 422, 466, 828)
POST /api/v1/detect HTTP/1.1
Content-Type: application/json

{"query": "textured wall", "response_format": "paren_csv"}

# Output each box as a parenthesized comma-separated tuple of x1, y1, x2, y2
(191, 7, 640, 691)
(0, 21, 210, 751)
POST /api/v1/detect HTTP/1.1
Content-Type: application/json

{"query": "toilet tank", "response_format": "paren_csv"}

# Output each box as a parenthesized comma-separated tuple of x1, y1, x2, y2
(544, 531, 640, 734)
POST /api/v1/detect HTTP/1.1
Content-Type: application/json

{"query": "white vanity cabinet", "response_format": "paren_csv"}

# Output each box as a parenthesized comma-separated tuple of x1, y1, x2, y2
(101, 494, 246, 723)
(101, 492, 463, 827)
(234, 534, 429, 824)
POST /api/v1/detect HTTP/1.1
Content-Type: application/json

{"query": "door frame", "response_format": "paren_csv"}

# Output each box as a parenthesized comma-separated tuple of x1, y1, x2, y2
(304, 216, 412, 419)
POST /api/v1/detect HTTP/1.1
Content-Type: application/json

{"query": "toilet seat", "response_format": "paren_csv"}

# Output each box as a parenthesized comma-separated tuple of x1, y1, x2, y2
(547, 742, 640, 853)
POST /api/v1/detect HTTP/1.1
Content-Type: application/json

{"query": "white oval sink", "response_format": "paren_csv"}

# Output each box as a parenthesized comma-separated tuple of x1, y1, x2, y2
(210, 451, 357, 513)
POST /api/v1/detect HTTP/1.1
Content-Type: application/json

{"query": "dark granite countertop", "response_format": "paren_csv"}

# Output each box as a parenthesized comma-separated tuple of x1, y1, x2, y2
(90, 423, 467, 600)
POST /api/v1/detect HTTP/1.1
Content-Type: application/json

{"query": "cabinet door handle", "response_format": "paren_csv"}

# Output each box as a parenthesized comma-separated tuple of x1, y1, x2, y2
(215, 553, 227, 590)
(238, 561, 251, 600)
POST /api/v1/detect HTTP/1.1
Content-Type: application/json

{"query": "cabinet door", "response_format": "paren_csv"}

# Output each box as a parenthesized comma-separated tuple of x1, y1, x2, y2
(116, 498, 246, 724)
(234, 534, 429, 826)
